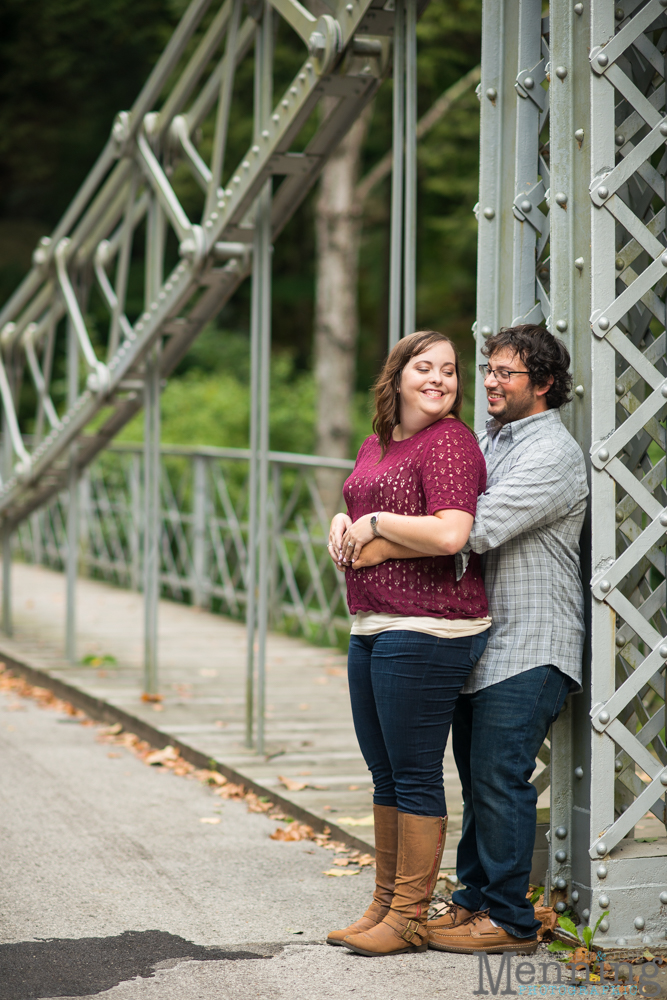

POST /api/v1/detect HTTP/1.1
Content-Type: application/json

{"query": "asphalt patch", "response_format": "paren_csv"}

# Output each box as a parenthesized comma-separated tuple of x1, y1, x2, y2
(0, 929, 271, 999)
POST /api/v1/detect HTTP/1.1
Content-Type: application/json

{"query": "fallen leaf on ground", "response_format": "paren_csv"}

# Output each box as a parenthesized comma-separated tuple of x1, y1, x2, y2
(535, 904, 558, 940)
(333, 858, 350, 866)
(245, 792, 274, 814)
(140, 692, 163, 703)
(334, 815, 375, 827)
(193, 769, 227, 786)
(200, 817, 221, 824)
(277, 775, 308, 792)
(145, 745, 180, 766)
(356, 854, 375, 867)
(322, 868, 360, 877)
(348, 785, 359, 791)
(271, 823, 315, 842)
(100, 723, 123, 736)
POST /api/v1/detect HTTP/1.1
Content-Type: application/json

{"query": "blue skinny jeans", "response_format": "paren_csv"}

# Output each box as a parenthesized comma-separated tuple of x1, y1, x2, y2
(347, 629, 488, 817)
(451, 664, 572, 938)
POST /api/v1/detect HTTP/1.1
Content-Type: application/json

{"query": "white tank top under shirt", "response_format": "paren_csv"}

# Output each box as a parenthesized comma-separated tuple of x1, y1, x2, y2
(351, 612, 492, 639)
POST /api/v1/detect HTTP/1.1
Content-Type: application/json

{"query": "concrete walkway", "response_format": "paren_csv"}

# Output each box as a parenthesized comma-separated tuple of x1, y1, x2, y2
(2, 561, 537, 866)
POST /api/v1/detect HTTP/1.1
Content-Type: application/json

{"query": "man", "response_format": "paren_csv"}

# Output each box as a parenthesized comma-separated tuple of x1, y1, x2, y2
(352, 324, 588, 954)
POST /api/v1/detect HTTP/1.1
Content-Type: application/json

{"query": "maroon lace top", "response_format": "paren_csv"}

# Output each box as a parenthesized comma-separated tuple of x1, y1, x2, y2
(343, 418, 488, 619)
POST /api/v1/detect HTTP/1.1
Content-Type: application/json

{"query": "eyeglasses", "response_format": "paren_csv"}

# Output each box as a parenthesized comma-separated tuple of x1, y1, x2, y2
(478, 364, 530, 383)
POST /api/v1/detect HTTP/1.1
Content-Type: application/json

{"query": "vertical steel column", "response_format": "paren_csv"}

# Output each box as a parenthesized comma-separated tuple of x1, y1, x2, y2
(388, 0, 405, 350)
(130, 453, 141, 591)
(142, 196, 164, 696)
(246, 3, 272, 749)
(403, 0, 417, 337)
(255, 1, 273, 757)
(65, 316, 79, 663)
(548, 0, 592, 918)
(474, 0, 519, 429)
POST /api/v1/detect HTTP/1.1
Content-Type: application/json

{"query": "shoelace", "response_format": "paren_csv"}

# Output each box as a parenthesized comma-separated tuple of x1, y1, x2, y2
(460, 908, 491, 927)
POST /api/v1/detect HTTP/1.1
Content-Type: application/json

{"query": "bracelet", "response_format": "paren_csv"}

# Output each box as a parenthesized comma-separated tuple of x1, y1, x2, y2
(370, 512, 381, 537)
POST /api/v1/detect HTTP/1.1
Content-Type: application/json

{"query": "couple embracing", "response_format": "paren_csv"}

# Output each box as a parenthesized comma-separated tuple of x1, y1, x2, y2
(326, 325, 587, 958)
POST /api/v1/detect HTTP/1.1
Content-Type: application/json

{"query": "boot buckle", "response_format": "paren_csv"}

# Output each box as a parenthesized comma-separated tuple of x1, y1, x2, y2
(401, 919, 420, 943)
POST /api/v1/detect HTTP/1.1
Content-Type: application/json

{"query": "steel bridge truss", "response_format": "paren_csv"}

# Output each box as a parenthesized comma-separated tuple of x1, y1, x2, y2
(476, 0, 667, 954)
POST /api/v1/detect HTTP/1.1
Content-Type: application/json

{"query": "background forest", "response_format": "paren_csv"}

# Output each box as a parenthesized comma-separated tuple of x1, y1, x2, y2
(0, 0, 483, 459)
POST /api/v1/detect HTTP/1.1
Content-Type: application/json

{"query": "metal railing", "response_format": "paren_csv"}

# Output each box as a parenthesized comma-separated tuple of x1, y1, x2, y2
(15, 443, 354, 646)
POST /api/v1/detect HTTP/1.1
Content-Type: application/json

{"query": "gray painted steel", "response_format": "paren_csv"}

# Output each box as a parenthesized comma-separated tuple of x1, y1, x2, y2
(475, 0, 667, 954)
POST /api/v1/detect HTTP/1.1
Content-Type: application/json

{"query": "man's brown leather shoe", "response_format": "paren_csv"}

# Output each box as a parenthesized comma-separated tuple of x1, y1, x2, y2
(428, 912, 538, 954)
(427, 902, 473, 932)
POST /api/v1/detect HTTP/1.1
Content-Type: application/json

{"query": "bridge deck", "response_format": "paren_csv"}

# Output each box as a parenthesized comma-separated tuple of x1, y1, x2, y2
(0, 561, 486, 866)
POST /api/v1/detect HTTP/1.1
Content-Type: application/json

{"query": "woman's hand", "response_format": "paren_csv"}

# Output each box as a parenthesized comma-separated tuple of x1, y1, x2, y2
(328, 512, 351, 567)
(340, 514, 375, 564)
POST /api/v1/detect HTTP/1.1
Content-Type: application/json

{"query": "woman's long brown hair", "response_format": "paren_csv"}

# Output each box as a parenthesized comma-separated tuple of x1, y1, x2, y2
(372, 331, 465, 456)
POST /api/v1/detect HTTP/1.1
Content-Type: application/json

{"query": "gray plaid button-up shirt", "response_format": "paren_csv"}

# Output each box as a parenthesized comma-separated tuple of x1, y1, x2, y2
(461, 408, 588, 694)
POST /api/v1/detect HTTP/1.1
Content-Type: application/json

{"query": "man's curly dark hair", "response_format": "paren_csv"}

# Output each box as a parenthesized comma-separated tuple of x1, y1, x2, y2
(482, 324, 573, 409)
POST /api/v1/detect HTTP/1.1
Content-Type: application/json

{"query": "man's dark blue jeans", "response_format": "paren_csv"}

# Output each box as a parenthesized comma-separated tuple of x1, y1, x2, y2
(347, 630, 488, 817)
(451, 664, 572, 938)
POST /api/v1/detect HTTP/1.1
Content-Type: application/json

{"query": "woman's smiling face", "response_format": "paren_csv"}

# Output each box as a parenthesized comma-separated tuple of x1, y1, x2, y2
(398, 341, 458, 428)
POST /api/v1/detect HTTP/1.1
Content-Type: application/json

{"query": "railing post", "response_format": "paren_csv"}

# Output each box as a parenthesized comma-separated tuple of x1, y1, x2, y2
(130, 452, 141, 591)
(2, 523, 12, 637)
(192, 454, 208, 608)
(142, 196, 165, 697)
(65, 315, 79, 664)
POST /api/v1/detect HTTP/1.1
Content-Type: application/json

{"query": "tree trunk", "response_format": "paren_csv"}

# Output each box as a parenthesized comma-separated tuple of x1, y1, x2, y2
(314, 103, 370, 518)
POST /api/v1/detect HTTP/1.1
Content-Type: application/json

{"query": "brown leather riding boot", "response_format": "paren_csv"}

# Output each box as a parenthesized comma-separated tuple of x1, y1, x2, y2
(326, 805, 398, 946)
(342, 813, 447, 956)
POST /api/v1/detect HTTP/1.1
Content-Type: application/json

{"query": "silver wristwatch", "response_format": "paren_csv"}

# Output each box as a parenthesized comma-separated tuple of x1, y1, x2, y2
(370, 512, 381, 537)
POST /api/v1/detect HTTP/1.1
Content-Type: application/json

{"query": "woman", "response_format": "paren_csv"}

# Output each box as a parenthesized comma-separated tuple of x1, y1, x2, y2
(326, 331, 490, 957)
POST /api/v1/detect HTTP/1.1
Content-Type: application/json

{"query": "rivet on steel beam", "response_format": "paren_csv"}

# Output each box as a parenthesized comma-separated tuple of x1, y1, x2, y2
(615, 508, 624, 521)
(574, 128, 584, 143)
(483, 207, 495, 219)
(659, 513, 667, 527)
(555, 877, 567, 890)
(582, 909, 590, 920)
(598, 316, 609, 330)
(599, 919, 609, 932)
(660, 123, 667, 137)
(615, 7, 624, 18)
(575, 385, 584, 397)
(520, 200, 532, 213)
(597, 53, 609, 67)
(615, 257, 625, 270)
(597, 865, 608, 879)
(574, 766, 584, 778)
(481, 325, 493, 337)
(556, 319, 568, 332)
(346, 3, 353, 11)
(659, 892, 667, 905)
(635, 917, 645, 930)
(556, 66, 568, 80)
(599, 579, 611, 593)
(523, 77, 534, 90)
(555, 849, 567, 862)
(555, 193, 568, 208)
(572, 890, 579, 903)
(598, 447, 610, 462)
(599, 895, 610, 908)
(662, 253, 667, 267)
(555, 826, 567, 840)
(555, 902, 566, 913)
(574, 257, 585, 271)
(660, 645, 667, 658)
(615, 134, 625, 147)
(615, 633, 625, 646)
(262, 130, 269, 139)
(662, 385, 667, 398)
(615, 760, 623, 772)
(486, 87, 497, 101)
(615, 383, 625, 396)
(597, 186, 609, 200)
(660, 770, 667, 786)
(574, 2, 583, 12)
(599, 710, 610, 724)
(643, 935, 654, 945)
(616, 937, 627, 946)
(596, 842, 607, 856)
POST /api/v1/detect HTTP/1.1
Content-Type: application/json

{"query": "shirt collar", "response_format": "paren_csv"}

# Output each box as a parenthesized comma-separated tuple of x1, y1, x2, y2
(485, 407, 562, 445)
